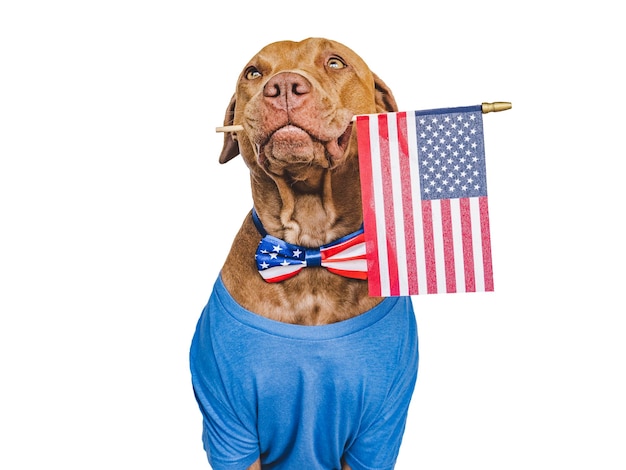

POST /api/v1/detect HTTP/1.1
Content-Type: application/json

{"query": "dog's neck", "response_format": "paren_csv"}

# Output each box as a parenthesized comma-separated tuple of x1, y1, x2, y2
(250, 158, 362, 248)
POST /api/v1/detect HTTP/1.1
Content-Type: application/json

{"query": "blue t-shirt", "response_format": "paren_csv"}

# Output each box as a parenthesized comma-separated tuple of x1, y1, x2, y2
(190, 276, 418, 470)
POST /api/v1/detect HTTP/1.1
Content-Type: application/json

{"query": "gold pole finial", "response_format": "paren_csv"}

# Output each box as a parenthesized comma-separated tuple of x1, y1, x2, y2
(482, 102, 512, 114)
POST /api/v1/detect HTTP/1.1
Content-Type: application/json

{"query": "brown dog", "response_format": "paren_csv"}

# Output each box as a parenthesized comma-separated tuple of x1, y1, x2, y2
(219, 38, 398, 326)
(191, 38, 418, 470)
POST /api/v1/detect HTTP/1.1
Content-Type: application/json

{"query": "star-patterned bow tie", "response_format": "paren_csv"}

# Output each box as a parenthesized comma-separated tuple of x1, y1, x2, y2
(252, 209, 368, 283)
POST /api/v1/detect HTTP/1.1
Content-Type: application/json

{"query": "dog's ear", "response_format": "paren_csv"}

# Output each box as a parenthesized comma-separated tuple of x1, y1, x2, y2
(219, 94, 240, 164)
(373, 74, 398, 113)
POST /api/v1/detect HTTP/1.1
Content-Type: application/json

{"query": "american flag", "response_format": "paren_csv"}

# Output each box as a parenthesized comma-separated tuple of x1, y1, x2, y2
(356, 106, 494, 297)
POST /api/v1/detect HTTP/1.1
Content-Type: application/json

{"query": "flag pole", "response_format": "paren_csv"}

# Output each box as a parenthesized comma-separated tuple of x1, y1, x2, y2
(215, 102, 513, 133)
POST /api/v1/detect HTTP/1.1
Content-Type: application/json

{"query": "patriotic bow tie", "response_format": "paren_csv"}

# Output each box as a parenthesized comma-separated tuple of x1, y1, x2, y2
(252, 209, 368, 283)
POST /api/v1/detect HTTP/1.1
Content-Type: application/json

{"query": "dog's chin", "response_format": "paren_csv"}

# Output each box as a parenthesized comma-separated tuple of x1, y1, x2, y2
(260, 124, 353, 174)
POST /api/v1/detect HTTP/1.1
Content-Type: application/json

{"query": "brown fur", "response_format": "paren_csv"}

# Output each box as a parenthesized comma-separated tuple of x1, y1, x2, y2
(218, 38, 397, 330)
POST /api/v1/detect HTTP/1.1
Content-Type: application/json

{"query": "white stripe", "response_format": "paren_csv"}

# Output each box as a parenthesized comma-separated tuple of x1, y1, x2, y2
(259, 264, 302, 280)
(369, 116, 391, 296)
(322, 259, 368, 272)
(406, 111, 427, 295)
(388, 114, 410, 296)
(470, 197, 485, 291)
(450, 198, 466, 293)
(430, 199, 446, 294)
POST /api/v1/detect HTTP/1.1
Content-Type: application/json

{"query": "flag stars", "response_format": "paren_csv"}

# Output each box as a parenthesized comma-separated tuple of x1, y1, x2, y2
(415, 110, 486, 199)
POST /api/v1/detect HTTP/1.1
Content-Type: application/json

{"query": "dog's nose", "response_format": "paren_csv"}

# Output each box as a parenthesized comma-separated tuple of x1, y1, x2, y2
(263, 72, 311, 111)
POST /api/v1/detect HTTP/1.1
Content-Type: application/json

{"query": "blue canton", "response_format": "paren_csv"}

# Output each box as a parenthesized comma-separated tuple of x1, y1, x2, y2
(415, 106, 487, 201)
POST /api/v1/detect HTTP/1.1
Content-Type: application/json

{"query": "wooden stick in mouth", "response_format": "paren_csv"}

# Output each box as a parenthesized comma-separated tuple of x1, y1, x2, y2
(215, 124, 244, 133)
(214, 102, 511, 133)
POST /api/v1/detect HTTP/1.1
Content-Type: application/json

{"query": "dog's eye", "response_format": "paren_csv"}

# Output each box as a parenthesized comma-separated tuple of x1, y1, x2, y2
(327, 57, 346, 70)
(245, 67, 262, 80)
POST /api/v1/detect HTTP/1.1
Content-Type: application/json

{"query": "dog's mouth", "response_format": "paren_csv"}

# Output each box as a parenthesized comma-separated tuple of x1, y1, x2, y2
(257, 122, 353, 171)
(328, 123, 354, 161)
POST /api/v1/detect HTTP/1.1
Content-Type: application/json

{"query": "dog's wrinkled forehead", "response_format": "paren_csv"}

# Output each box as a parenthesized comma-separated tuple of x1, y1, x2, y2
(237, 37, 371, 86)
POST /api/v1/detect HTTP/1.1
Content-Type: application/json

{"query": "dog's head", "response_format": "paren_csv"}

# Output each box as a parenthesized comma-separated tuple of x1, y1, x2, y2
(219, 38, 397, 180)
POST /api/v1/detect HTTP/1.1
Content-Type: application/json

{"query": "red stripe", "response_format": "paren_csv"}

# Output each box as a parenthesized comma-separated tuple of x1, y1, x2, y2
(326, 268, 368, 280)
(396, 112, 419, 295)
(440, 199, 456, 293)
(460, 198, 476, 292)
(480, 196, 494, 291)
(378, 114, 400, 296)
(421, 200, 437, 294)
(356, 116, 381, 296)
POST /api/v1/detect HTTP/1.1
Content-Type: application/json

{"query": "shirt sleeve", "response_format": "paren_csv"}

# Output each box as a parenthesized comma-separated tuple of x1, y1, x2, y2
(190, 299, 260, 470)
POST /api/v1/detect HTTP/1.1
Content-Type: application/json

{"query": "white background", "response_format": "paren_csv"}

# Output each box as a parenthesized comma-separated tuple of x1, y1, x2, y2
(1, 1, 624, 468)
